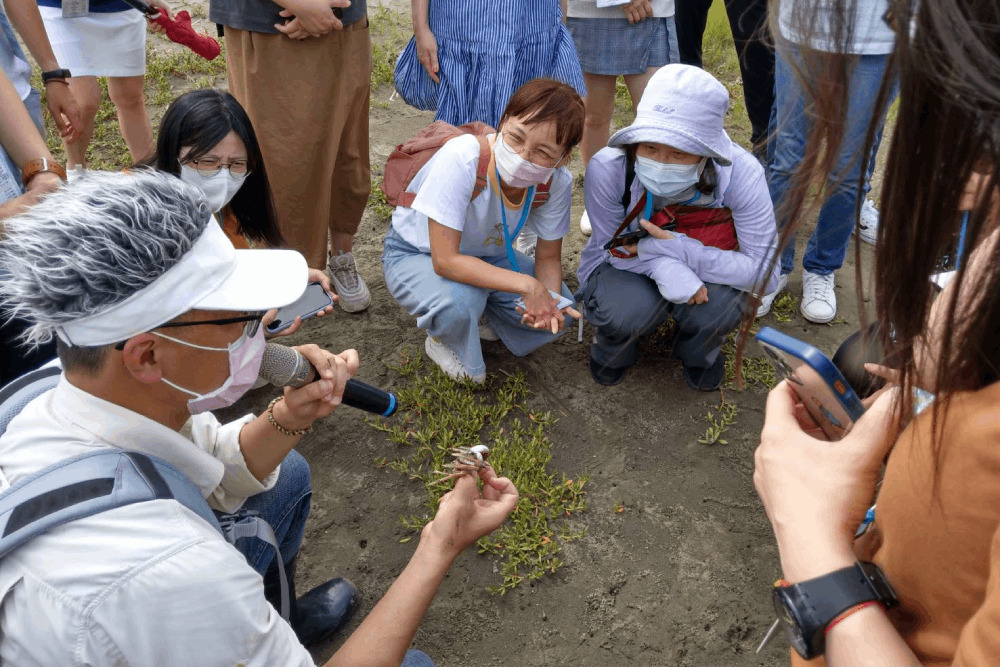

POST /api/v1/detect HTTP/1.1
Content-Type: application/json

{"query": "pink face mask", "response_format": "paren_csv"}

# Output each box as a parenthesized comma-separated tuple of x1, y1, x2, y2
(155, 324, 266, 414)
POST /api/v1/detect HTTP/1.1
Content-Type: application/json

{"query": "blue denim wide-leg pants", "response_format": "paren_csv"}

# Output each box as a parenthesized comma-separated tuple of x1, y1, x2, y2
(382, 227, 574, 376)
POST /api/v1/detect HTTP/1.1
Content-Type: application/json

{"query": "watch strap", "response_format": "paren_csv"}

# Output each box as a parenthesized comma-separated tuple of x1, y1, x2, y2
(41, 68, 72, 83)
(778, 561, 899, 659)
(21, 158, 68, 187)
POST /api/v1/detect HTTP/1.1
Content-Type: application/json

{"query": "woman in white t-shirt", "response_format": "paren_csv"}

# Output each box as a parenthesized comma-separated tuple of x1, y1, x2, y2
(382, 79, 585, 383)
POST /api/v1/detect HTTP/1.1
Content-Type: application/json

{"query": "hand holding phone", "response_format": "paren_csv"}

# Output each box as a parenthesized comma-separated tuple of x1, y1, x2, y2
(755, 327, 865, 440)
(265, 282, 335, 336)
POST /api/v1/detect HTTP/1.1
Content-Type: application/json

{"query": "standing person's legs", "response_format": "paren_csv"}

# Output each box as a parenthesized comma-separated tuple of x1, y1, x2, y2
(328, 21, 371, 258)
(62, 76, 102, 169)
(668, 282, 745, 390)
(767, 43, 810, 277)
(623, 67, 658, 112)
(226, 29, 341, 270)
(674, 0, 714, 66)
(801, 53, 893, 275)
(107, 75, 154, 162)
(578, 263, 672, 384)
(723, 0, 774, 150)
(580, 72, 618, 167)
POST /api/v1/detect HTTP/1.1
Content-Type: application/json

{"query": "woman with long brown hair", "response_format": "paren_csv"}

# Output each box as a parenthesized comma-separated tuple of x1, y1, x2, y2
(753, 0, 1000, 664)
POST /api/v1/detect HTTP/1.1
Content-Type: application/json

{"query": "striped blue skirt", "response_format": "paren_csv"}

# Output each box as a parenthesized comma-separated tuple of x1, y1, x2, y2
(394, 0, 587, 128)
(566, 17, 671, 76)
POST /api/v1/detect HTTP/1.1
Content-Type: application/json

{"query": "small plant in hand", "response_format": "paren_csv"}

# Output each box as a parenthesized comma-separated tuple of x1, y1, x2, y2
(369, 350, 588, 595)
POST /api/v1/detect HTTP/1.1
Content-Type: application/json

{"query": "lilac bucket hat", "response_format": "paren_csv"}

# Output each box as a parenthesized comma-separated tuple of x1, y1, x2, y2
(608, 64, 732, 166)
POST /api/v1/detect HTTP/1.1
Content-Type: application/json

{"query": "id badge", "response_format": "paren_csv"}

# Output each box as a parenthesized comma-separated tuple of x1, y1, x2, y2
(62, 0, 89, 19)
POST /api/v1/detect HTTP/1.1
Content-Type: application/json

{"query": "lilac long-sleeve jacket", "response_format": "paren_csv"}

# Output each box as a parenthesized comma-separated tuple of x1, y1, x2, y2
(577, 141, 780, 303)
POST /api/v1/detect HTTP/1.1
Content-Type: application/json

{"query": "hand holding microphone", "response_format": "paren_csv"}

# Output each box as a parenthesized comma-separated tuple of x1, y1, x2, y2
(259, 343, 397, 418)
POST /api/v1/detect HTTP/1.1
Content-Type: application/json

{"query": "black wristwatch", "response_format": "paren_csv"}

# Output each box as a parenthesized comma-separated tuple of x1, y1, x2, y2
(41, 68, 72, 83)
(773, 561, 899, 660)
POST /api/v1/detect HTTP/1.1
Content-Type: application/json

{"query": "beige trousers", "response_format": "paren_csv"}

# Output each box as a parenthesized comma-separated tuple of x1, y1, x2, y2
(225, 21, 372, 268)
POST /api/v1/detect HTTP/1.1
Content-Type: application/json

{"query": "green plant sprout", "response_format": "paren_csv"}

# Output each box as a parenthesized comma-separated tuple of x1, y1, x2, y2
(698, 400, 739, 445)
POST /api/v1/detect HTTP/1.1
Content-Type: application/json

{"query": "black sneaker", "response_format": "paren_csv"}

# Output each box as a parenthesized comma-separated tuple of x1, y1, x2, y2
(589, 358, 628, 386)
(682, 355, 725, 391)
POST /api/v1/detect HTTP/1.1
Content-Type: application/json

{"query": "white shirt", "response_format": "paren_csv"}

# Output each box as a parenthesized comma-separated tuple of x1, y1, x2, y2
(0, 377, 314, 666)
(389, 134, 573, 256)
(566, 0, 674, 19)
(778, 0, 895, 54)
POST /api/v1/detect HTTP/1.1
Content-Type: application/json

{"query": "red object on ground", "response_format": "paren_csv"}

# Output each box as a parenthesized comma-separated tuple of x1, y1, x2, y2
(151, 9, 221, 61)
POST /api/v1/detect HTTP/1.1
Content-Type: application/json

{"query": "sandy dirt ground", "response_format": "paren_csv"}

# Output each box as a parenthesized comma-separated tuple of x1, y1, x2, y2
(198, 2, 883, 664)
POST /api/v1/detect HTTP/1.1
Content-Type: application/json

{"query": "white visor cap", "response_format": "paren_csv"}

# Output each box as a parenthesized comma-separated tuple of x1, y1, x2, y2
(56, 220, 308, 347)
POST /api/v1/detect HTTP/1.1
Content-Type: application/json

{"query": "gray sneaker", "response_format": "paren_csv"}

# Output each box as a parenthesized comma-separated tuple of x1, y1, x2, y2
(327, 251, 371, 313)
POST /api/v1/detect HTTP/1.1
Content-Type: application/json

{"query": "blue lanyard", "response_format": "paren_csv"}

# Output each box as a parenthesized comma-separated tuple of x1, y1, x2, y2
(633, 188, 698, 231)
(496, 166, 535, 273)
(956, 210, 970, 271)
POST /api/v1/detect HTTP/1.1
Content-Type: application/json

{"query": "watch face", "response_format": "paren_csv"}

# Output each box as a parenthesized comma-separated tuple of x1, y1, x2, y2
(774, 591, 809, 655)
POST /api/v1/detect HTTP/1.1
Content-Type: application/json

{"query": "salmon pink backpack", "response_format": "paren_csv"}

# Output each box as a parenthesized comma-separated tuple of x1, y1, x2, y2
(380, 120, 551, 211)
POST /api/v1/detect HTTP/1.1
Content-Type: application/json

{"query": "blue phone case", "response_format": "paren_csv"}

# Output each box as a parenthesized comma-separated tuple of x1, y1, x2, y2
(755, 327, 866, 440)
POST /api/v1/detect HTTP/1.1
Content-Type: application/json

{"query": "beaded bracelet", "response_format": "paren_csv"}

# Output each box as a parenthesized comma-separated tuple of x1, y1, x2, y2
(266, 396, 312, 437)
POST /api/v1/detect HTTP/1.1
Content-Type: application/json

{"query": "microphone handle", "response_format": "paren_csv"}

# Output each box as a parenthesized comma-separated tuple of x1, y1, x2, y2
(343, 379, 397, 417)
(285, 351, 397, 417)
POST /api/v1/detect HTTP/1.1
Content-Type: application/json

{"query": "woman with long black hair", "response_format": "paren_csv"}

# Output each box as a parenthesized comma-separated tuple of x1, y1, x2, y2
(140, 89, 333, 332)
(753, 0, 1000, 664)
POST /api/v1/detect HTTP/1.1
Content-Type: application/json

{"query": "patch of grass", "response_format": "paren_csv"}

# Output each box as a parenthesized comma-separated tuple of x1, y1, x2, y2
(770, 292, 798, 323)
(368, 175, 394, 222)
(698, 400, 739, 445)
(722, 330, 778, 390)
(369, 6, 409, 91)
(368, 350, 588, 595)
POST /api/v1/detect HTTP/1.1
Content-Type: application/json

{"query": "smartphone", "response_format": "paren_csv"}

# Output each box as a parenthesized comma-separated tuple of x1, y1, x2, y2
(755, 327, 866, 440)
(265, 282, 334, 335)
(603, 229, 649, 251)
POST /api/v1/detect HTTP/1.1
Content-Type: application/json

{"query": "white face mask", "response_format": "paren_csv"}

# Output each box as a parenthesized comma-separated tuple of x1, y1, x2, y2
(180, 165, 246, 213)
(634, 156, 707, 199)
(494, 132, 560, 188)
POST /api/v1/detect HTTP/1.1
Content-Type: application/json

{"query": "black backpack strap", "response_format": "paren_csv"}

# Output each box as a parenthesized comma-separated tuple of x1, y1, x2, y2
(621, 154, 636, 215)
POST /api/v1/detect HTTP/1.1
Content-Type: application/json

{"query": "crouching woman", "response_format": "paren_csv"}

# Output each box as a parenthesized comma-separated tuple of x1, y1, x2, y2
(578, 65, 779, 390)
(382, 79, 584, 382)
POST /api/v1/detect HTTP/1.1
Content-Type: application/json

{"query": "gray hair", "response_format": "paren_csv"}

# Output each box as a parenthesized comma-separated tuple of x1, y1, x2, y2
(0, 169, 211, 347)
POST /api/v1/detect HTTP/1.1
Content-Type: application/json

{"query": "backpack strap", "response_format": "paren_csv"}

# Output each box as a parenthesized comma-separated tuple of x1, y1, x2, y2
(0, 363, 61, 438)
(622, 155, 636, 214)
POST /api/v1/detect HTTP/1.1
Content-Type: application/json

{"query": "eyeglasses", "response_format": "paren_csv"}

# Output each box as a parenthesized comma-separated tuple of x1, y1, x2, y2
(114, 312, 264, 350)
(184, 157, 250, 178)
(502, 132, 562, 167)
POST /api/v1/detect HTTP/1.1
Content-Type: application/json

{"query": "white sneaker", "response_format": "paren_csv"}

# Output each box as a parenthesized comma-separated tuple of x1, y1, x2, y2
(478, 320, 500, 341)
(755, 273, 788, 318)
(514, 230, 536, 258)
(424, 335, 486, 383)
(580, 210, 592, 236)
(327, 251, 371, 313)
(800, 270, 837, 323)
(856, 199, 879, 245)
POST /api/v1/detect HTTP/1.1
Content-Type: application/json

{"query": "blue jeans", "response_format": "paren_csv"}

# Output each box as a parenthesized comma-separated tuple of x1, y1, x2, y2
(578, 262, 746, 371)
(214, 449, 311, 574)
(768, 45, 897, 275)
(382, 227, 574, 377)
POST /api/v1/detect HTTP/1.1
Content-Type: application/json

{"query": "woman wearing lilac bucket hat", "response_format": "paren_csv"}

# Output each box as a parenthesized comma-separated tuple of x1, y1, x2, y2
(576, 64, 780, 390)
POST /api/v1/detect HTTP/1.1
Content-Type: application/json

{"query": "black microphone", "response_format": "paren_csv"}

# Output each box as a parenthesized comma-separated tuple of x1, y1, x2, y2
(258, 343, 397, 417)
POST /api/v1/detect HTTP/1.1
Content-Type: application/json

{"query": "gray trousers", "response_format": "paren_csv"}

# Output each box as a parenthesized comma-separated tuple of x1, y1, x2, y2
(578, 262, 746, 372)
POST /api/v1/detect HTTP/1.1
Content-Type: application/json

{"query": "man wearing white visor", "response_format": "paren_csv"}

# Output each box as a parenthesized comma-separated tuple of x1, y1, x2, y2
(0, 170, 517, 666)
